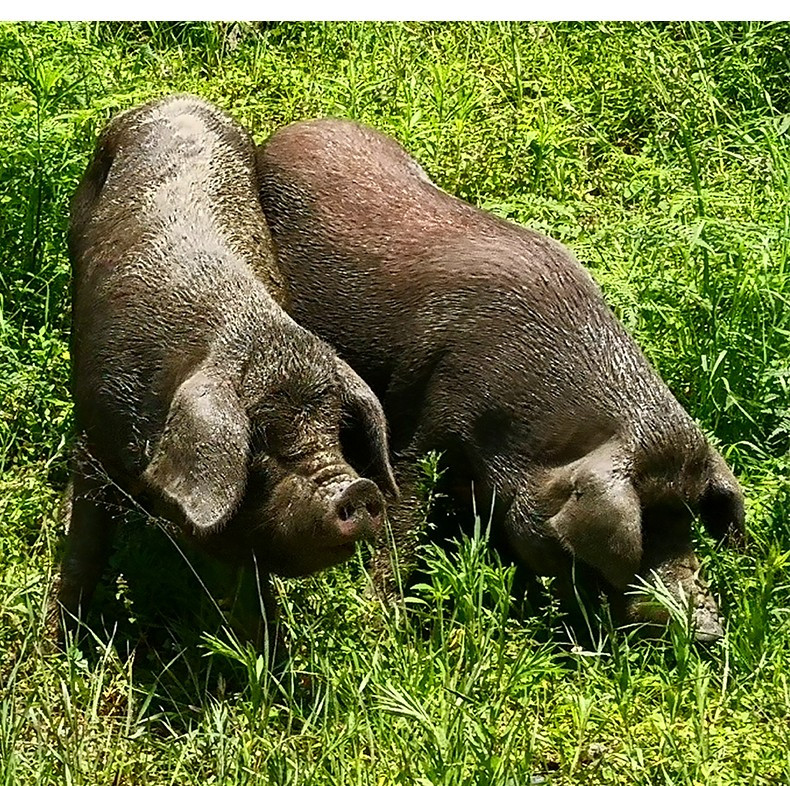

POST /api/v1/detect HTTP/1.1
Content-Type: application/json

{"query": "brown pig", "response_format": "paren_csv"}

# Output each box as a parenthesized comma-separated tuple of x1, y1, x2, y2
(54, 97, 396, 648)
(256, 118, 745, 642)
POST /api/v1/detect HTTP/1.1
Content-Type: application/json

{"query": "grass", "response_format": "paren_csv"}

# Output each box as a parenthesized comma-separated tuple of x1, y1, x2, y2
(1, 21, 789, 785)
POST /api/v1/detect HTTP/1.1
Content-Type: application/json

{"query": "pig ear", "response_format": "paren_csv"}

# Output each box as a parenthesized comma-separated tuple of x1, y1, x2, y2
(335, 357, 399, 498)
(538, 446, 642, 589)
(699, 450, 746, 548)
(143, 369, 250, 533)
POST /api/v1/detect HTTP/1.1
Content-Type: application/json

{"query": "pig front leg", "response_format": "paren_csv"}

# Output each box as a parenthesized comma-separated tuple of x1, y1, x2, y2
(220, 561, 286, 663)
(48, 468, 118, 646)
(369, 459, 431, 603)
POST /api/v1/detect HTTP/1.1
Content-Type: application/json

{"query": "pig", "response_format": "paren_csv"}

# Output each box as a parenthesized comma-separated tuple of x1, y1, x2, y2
(255, 117, 745, 642)
(53, 97, 397, 649)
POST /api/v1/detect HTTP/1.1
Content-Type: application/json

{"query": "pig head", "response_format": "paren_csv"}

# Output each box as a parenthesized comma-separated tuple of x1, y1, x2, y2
(255, 117, 745, 642)
(509, 435, 743, 640)
(54, 97, 396, 647)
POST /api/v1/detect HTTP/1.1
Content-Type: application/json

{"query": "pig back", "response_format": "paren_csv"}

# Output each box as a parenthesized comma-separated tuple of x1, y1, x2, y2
(71, 95, 283, 303)
(69, 95, 283, 482)
(257, 118, 697, 471)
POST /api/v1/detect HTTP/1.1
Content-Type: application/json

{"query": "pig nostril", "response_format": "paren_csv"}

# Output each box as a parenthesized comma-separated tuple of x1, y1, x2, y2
(365, 501, 382, 518)
(339, 505, 353, 521)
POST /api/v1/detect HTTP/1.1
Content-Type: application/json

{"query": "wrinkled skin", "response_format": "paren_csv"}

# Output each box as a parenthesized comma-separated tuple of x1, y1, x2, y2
(256, 118, 746, 643)
(52, 97, 397, 650)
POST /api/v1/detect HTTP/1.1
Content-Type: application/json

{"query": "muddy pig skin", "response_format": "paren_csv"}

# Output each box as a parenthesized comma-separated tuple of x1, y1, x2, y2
(54, 97, 397, 648)
(256, 117, 745, 642)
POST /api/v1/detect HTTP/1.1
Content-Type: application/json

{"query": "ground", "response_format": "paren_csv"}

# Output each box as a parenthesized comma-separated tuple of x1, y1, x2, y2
(1, 21, 789, 785)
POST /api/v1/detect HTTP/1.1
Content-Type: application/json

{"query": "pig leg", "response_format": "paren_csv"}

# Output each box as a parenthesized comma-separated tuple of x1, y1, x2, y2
(220, 562, 285, 661)
(369, 459, 430, 603)
(49, 468, 118, 644)
(369, 374, 454, 602)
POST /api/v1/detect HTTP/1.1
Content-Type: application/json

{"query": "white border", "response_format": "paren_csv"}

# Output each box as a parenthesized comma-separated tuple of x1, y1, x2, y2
(7, 4, 789, 22)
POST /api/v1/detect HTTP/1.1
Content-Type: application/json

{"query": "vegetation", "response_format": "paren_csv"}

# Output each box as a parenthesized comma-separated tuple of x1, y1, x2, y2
(1, 21, 789, 784)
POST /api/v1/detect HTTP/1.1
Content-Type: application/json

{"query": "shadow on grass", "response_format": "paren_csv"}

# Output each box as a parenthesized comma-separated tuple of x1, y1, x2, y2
(51, 517, 301, 732)
(46, 487, 730, 738)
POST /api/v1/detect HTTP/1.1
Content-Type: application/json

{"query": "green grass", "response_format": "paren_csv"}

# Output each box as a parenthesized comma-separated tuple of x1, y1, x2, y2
(1, 21, 789, 785)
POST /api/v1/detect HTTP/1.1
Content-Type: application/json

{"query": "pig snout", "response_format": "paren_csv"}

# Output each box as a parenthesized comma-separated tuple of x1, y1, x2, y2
(685, 571, 725, 643)
(692, 602, 725, 643)
(626, 559, 725, 644)
(331, 478, 384, 543)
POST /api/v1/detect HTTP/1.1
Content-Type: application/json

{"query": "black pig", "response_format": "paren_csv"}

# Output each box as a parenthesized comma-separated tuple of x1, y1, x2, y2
(256, 118, 745, 641)
(54, 97, 396, 648)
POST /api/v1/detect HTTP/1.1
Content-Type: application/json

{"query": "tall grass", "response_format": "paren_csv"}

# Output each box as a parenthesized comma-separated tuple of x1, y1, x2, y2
(1, 22, 788, 784)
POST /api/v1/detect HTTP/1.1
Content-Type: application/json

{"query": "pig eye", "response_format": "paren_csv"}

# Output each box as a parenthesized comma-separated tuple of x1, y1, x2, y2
(641, 502, 693, 539)
(248, 423, 272, 456)
(275, 438, 311, 463)
(250, 418, 291, 453)
(250, 418, 311, 464)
